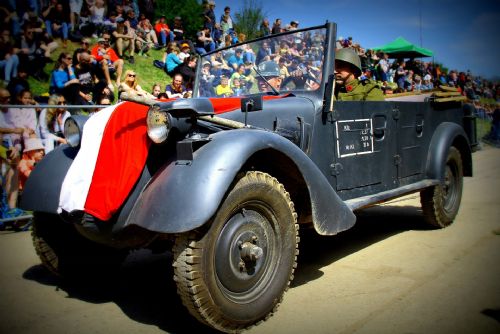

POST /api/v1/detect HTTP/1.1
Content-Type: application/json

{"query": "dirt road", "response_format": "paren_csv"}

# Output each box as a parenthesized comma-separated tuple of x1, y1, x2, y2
(1, 146, 499, 334)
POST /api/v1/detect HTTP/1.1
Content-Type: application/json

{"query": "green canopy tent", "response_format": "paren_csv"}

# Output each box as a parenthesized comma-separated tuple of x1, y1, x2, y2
(372, 37, 433, 58)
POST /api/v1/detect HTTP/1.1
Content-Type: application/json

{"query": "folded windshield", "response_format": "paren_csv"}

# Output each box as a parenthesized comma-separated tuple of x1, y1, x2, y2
(196, 27, 327, 98)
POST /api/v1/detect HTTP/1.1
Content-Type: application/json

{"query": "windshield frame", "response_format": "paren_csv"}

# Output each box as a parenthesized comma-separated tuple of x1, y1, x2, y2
(192, 23, 333, 99)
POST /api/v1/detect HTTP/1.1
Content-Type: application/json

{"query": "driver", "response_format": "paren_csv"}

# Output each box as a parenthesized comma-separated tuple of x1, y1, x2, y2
(256, 61, 282, 93)
(334, 48, 384, 101)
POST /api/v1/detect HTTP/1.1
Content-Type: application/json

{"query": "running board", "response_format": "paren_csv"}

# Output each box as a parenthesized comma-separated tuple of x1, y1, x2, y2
(345, 179, 440, 211)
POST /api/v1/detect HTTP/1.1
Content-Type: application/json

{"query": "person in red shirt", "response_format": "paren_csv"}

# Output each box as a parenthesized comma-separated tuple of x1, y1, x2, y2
(91, 32, 124, 88)
(155, 15, 174, 47)
(17, 137, 45, 190)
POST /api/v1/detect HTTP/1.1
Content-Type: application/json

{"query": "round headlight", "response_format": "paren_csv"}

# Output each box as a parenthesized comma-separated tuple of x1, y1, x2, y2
(64, 117, 82, 147)
(147, 105, 171, 143)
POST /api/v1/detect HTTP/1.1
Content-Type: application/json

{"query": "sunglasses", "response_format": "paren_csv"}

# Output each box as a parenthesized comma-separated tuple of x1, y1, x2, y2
(82, 41, 90, 45)
(57, 101, 66, 105)
(128, 74, 136, 77)
(65, 57, 72, 60)
(0, 96, 10, 100)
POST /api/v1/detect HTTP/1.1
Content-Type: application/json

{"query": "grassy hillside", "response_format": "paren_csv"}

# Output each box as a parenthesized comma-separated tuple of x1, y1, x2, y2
(29, 38, 172, 97)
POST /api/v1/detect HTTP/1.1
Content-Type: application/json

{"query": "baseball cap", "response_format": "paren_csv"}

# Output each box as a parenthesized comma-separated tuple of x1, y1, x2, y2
(181, 43, 190, 49)
(116, 17, 125, 23)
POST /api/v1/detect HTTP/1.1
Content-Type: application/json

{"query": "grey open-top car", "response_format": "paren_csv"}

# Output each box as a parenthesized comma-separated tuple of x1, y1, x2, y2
(21, 22, 475, 333)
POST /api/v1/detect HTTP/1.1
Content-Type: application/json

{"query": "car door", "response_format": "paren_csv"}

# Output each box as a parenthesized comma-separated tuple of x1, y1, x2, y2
(331, 101, 397, 199)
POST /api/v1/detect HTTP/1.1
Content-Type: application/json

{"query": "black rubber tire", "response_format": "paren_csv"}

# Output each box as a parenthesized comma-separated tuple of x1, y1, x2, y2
(32, 212, 128, 280)
(420, 146, 464, 228)
(173, 171, 299, 333)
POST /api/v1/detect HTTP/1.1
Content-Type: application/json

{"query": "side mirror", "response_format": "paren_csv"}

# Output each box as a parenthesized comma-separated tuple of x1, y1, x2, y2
(241, 96, 263, 113)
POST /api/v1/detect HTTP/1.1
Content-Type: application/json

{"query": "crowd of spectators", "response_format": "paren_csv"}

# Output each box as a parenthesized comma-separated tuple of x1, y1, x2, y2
(0, 0, 499, 225)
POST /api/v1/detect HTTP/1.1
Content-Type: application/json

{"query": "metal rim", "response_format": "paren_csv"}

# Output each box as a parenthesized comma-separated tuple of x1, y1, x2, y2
(214, 201, 280, 303)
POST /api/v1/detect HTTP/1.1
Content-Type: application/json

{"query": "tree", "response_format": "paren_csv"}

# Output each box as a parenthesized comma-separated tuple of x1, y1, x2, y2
(234, 0, 266, 40)
(154, 0, 204, 40)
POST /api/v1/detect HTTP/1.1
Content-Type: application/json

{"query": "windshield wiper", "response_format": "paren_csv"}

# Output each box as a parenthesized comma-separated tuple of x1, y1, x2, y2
(252, 65, 280, 95)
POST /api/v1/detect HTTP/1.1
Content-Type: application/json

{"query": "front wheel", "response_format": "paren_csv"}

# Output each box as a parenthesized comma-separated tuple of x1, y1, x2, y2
(420, 146, 464, 228)
(32, 212, 128, 280)
(173, 171, 299, 333)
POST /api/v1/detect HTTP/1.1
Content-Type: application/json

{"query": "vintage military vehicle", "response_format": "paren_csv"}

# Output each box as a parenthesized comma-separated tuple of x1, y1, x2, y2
(21, 22, 474, 333)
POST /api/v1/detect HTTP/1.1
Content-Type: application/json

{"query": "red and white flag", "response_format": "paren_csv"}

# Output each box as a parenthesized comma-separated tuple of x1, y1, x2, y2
(59, 102, 151, 221)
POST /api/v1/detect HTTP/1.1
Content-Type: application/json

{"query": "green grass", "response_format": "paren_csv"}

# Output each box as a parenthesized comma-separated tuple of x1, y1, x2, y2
(29, 38, 172, 97)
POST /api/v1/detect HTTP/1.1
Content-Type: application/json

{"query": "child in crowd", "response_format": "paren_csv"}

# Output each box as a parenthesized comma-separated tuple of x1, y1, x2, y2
(17, 137, 45, 190)
(215, 75, 233, 97)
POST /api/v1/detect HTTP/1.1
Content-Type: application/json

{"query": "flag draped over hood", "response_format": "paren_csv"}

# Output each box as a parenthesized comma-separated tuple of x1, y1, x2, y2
(59, 102, 151, 221)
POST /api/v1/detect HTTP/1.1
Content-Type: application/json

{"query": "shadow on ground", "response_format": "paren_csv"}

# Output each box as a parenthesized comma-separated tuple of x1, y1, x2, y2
(23, 250, 219, 334)
(22, 204, 430, 333)
(292, 204, 431, 287)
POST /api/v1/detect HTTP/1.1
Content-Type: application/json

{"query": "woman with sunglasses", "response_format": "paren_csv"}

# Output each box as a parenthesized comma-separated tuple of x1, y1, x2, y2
(118, 70, 153, 99)
(49, 52, 82, 105)
(38, 94, 70, 153)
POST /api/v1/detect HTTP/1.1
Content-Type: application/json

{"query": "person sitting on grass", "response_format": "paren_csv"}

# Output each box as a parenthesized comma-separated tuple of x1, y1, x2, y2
(38, 94, 70, 153)
(118, 70, 154, 99)
(113, 17, 136, 64)
(215, 75, 233, 97)
(91, 33, 124, 88)
(165, 73, 191, 99)
(163, 43, 182, 77)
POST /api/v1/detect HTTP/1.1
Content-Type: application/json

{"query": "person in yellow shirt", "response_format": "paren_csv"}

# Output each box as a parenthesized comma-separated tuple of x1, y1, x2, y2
(215, 75, 233, 97)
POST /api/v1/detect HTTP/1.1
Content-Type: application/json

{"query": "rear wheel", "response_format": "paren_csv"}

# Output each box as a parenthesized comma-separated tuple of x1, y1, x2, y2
(173, 171, 299, 333)
(420, 146, 463, 228)
(32, 212, 128, 280)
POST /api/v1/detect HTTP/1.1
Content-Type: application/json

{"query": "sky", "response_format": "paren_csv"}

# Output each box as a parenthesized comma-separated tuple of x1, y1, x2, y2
(213, 0, 500, 79)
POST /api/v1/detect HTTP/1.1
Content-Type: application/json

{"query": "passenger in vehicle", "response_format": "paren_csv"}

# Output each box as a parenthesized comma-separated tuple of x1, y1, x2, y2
(334, 48, 384, 101)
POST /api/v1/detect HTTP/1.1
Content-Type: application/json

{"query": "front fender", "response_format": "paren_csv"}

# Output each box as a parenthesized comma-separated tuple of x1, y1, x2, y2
(125, 129, 356, 235)
(20, 145, 78, 213)
(425, 122, 472, 181)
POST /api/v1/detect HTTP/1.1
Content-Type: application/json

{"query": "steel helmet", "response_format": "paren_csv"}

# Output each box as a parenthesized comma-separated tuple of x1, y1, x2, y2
(257, 60, 280, 78)
(335, 48, 362, 76)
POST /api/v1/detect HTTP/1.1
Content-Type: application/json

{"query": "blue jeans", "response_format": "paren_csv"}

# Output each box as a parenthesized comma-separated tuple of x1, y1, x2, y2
(195, 41, 215, 55)
(159, 30, 175, 45)
(195, 47, 207, 55)
(243, 52, 255, 64)
(0, 54, 19, 82)
(46, 20, 70, 40)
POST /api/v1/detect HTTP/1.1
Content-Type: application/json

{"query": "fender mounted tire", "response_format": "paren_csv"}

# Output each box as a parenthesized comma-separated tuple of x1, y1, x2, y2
(420, 146, 464, 228)
(32, 212, 128, 280)
(173, 171, 299, 333)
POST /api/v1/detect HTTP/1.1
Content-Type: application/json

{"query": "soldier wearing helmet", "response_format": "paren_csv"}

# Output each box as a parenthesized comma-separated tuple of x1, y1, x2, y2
(256, 60, 282, 93)
(334, 48, 384, 101)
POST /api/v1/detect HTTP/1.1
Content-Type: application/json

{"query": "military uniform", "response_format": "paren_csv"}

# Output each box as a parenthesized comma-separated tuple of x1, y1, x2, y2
(336, 78, 384, 101)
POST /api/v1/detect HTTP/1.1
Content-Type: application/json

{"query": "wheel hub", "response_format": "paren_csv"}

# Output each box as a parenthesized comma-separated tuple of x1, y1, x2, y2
(215, 207, 276, 295)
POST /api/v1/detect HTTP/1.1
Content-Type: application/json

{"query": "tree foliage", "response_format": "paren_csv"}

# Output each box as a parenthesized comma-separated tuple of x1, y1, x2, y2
(233, 0, 266, 40)
(154, 0, 204, 40)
